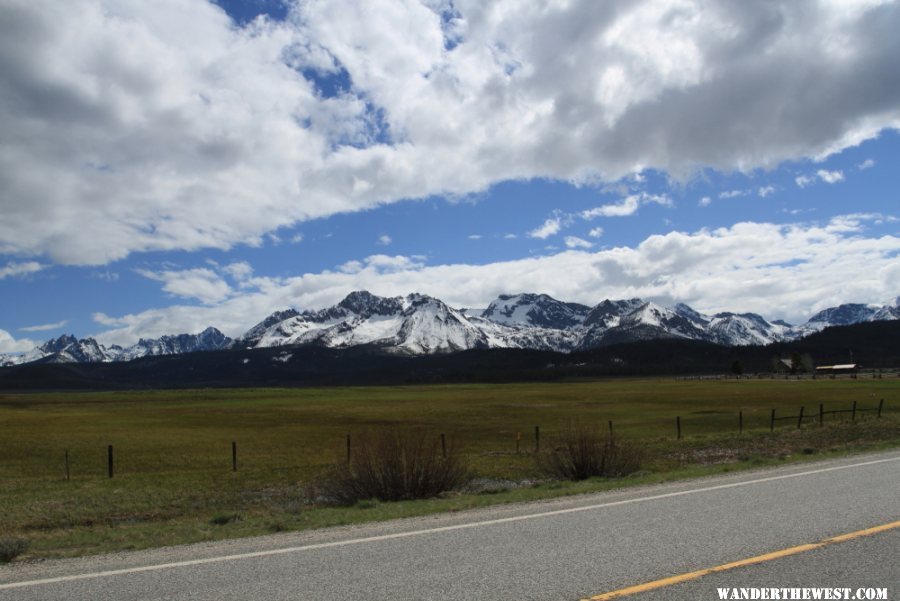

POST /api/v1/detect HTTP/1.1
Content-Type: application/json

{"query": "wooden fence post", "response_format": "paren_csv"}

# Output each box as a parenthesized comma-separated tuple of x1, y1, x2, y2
(676, 416, 682, 440)
(440, 433, 446, 459)
(851, 400, 857, 422)
(232, 441, 237, 472)
(819, 403, 824, 427)
(107, 444, 114, 478)
(796, 406, 804, 429)
(346, 434, 352, 464)
(65, 450, 70, 482)
(608, 420, 614, 439)
(770, 409, 776, 432)
(738, 411, 743, 434)
(516, 431, 521, 454)
(877, 399, 884, 418)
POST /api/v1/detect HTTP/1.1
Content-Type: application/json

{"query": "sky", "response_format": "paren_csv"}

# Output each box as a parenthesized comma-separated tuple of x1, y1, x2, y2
(1, 0, 899, 352)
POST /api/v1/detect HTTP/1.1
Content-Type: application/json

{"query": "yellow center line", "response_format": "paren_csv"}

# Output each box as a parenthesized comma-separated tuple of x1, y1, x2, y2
(583, 520, 900, 601)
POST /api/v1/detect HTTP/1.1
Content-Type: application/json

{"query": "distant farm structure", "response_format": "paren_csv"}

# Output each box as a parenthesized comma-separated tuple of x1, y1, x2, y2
(815, 363, 860, 376)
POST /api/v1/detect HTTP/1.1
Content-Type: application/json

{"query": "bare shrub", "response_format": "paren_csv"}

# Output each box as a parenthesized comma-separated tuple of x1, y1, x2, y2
(320, 430, 469, 505)
(0, 538, 29, 563)
(209, 513, 241, 526)
(540, 424, 642, 481)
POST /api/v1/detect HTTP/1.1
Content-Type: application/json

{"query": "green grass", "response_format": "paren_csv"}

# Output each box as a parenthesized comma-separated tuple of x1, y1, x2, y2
(1, 378, 898, 560)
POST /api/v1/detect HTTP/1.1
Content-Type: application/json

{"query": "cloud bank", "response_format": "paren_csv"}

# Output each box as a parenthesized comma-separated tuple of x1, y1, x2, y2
(0, 329, 36, 354)
(2, 0, 900, 265)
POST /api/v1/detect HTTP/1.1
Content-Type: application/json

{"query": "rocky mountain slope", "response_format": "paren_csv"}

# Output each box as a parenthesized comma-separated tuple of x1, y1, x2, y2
(1, 327, 231, 366)
(2, 293, 898, 365)
(236, 291, 899, 355)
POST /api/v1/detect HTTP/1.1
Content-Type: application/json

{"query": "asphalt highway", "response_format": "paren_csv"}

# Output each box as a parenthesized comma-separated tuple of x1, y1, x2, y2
(2, 450, 898, 601)
(636, 530, 899, 601)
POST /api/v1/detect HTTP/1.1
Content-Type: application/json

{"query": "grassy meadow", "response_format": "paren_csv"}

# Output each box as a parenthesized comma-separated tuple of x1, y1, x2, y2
(1, 377, 899, 560)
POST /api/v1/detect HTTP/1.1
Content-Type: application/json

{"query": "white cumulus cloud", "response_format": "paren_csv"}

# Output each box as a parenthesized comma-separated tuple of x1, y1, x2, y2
(795, 175, 814, 188)
(223, 261, 254, 282)
(339, 254, 426, 275)
(136, 267, 233, 305)
(564, 236, 593, 249)
(0, 261, 44, 279)
(528, 216, 564, 239)
(19, 320, 68, 332)
(2, 0, 899, 265)
(582, 193, 672, 218)
(0, 329, 37, 353)
(817, 169, 845, 184)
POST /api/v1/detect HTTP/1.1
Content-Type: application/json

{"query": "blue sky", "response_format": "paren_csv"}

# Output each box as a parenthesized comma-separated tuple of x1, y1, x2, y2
(1, 0, 898, 352)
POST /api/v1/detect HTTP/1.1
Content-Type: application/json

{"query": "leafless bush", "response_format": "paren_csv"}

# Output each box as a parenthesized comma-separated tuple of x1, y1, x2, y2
(320, 430, 469, 505)
(0, 538, 29, 563)
(540, 424, 642, 480)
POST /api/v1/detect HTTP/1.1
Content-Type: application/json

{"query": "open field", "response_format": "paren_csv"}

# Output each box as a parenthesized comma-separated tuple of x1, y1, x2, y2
(2, 378, 899, 560)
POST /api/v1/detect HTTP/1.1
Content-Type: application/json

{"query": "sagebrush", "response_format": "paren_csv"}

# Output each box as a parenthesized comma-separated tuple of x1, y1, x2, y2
(320, 430, 469, 505)
(0, 538, 29, 563)
(540, 424, 642, 480)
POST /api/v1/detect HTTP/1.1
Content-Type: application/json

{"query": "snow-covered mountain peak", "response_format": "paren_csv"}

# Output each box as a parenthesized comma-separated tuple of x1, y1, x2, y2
(625, 302, 668, 327)
(196, 326, 229, 344)
(403, 292, 443, 308)
(234, 309, 302, 348)
(28, 334, 114, 363)
(872, 304, 900, 321)
(620, 301, 709, 338)
(707, 312, 792, 346)
(481, 293, 589, 329)
(393, 294, 488, 353)
(807, 303, 877, 325)
(583, 298, 644, 328)
(338, 290, 404, 317)
(674, 303, 709, 325)
(40, 334, 80, 354)
(799, 302, 900, 335)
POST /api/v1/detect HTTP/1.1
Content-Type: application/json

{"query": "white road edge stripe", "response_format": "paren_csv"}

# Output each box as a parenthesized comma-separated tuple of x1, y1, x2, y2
(3, 454, 899, 590)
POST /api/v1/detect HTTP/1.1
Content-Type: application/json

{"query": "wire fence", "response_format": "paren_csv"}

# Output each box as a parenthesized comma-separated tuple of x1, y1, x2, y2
(25, 399, 891, 482)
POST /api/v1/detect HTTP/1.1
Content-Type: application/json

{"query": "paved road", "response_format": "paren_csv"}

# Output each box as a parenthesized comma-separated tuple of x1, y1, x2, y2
(638, 530, 899, 601)
(2, 451, 898, 601)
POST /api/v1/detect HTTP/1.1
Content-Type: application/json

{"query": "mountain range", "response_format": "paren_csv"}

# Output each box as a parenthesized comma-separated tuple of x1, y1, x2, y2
(2, 291, 898, 367)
